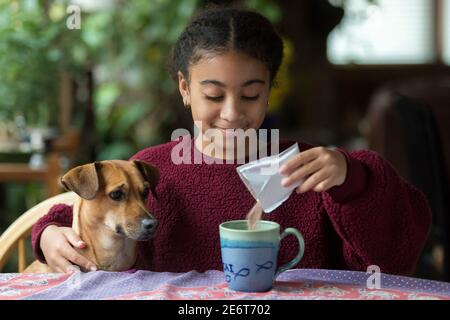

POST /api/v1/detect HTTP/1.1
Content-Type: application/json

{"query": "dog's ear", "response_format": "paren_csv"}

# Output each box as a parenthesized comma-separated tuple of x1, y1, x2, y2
(133, 160, 159, 200)
(60, 162, 102, 200)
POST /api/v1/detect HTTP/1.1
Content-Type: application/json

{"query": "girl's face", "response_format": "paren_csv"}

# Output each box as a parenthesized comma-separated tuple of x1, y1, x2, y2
(178, 50, 271, 159)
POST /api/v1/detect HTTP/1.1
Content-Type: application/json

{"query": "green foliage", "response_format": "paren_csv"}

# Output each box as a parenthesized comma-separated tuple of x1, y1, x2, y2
(0, 0, 62, 126)
(83, 0, 201, 159)
(246, 0, 282, 23)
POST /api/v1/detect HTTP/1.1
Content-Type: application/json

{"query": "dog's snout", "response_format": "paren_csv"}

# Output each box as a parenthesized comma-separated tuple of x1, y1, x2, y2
(141, 218, 157, 230)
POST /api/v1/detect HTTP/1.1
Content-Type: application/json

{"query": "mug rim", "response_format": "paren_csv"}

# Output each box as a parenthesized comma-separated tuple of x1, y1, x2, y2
(219, 220, 280, 233)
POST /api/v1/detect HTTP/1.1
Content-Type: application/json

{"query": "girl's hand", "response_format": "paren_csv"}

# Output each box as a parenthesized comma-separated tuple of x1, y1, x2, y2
(279, 147, 347, 194)
(40, 225, 97, 273)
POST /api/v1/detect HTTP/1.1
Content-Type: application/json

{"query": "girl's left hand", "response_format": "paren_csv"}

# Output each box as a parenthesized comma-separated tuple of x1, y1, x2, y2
(279, 147, 348, 194)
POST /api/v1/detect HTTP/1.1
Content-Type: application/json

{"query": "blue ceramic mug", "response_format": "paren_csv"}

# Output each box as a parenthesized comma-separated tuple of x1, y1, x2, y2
(219, 220, 305, 292)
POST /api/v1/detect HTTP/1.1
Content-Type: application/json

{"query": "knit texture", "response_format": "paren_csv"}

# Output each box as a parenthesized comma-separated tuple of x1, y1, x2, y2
(31, 138, 431, 275)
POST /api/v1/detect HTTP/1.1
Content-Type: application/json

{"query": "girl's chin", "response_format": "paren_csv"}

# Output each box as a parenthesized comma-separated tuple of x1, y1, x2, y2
(200, 129, 254, 149)
(203, 137, 244, 151)
(203, 127, 259, 141)
(210, 140, 245, 149)
(198, 137, 258, 160)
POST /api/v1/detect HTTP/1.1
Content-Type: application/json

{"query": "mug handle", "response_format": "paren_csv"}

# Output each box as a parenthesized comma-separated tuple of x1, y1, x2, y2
(275, 228, 305, 278)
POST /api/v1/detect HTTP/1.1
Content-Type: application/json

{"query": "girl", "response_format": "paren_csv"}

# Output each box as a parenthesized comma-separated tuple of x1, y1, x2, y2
(32, 7, 431, 275)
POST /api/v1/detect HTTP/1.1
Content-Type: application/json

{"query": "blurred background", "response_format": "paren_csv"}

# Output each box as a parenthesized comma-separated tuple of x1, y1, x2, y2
(0, 0, 449, 281)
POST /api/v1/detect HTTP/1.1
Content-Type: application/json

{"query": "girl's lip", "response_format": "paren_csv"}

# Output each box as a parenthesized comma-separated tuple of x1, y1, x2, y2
(214, 126, 248, 131)
(215, 127, 248, 137)
(218, 128, 235, 137)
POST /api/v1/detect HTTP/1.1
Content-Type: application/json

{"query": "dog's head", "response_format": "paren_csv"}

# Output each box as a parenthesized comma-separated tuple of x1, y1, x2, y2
(60, 160, 159, 241)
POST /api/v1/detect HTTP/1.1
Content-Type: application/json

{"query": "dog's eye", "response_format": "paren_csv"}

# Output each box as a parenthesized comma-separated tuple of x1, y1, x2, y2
(109, 190, 125, 201)
(141, 187, 150, 199)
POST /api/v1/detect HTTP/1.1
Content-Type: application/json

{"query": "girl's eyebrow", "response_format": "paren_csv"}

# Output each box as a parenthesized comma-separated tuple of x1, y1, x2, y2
(199, 79, 266, 87)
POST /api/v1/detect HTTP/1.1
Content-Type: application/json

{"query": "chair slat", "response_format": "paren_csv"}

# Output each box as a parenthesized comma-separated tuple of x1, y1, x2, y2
(18, 238, 26, 272)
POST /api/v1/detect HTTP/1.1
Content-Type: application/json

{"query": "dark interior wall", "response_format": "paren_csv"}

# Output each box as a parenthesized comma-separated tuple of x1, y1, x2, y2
(331, 64, 450, 140)
(276, 1, 450, 148)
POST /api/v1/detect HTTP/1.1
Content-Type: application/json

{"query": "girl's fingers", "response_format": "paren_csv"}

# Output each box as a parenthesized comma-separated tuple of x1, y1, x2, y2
(296, 169, 331, 194)
(279, 148, 321, 175)
(62, 228, 86, 249)
(312, 177, 334, 192)
(281, 159, 322, 187)
(53, 257, 74, 273)
(61, 245, 97, 272)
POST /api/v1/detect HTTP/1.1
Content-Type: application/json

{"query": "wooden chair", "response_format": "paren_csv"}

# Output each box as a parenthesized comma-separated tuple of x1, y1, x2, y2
(0, 191, 76, 272)
(364, 77, 450, 281)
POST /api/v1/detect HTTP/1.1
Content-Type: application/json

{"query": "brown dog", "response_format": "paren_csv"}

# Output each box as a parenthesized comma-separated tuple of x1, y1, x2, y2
(24, 160, 159, 273)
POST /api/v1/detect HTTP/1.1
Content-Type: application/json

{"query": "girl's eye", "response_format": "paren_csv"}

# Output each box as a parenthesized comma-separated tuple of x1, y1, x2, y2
(109, 190, 125, 201)
(205, 96, 223, 102)
(242, 95, 259, 101)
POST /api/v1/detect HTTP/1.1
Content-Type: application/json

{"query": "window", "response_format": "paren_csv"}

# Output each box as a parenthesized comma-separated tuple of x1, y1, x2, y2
(327, 0, 435, 64)
(444, 0, 450, 64)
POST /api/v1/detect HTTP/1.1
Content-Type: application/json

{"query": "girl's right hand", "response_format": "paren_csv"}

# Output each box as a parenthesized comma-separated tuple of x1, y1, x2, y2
(40, 225, 97, 273)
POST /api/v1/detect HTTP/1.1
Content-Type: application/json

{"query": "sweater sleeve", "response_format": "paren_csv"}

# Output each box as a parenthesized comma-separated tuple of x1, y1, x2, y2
(322, 149, 432, 275)
(31, 204, 73, 263)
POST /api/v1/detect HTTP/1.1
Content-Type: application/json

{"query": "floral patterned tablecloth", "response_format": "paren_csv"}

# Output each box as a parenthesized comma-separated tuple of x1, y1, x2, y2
(1, 268, 449, 300)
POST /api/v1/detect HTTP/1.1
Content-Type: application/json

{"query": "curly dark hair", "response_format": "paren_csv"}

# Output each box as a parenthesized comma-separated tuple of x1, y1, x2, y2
(167, 6, 284, 87)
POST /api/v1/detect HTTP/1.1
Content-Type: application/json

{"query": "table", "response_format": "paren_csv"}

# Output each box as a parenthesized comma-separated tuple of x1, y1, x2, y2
(1, 269, 449, 300)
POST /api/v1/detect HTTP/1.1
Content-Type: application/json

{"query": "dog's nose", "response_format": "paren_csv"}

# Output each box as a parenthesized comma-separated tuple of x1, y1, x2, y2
(141, 218, 157, 231)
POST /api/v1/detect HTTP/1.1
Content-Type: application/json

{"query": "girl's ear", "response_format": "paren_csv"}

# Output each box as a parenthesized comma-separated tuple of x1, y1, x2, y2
(178, 71, 191, 106)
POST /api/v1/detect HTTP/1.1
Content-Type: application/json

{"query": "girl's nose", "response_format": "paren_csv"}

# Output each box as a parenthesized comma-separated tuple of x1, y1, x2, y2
(220, 98, 242, 123)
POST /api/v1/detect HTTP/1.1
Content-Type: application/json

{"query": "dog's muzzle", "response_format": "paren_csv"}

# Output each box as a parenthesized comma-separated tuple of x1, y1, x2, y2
(115, 217, 158, 241)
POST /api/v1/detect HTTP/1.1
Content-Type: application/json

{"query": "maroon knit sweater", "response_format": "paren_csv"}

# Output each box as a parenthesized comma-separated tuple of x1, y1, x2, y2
(31, 138, 432, 275)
